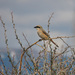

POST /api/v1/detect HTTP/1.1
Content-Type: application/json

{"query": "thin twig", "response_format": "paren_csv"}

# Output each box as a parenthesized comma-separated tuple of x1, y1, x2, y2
(11, 12, 25, 50)
(0, 55, 8, 75)
(22, 32, 34, 57)
(48, 12, 54, 33)
(51, 36, 75, 39)
(0, 17, 17, 72)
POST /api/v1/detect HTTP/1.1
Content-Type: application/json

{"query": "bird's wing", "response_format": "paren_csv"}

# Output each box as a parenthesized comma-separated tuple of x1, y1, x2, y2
(42, 29, 50, 37)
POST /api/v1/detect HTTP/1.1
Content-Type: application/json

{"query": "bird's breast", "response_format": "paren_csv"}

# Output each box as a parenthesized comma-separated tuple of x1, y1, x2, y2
(37, 29, 48, 40)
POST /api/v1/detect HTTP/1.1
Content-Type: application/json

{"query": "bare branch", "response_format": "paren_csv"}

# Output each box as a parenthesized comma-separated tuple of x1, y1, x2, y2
(51, 36, 75, 39)
(19, 39, 42, 75)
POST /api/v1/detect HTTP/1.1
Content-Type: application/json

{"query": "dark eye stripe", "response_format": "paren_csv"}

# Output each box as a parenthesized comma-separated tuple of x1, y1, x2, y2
(34, 26, 40, 28)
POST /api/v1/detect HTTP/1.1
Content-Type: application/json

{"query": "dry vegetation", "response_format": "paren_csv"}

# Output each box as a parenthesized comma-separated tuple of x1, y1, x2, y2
(0, 12, 75, 75)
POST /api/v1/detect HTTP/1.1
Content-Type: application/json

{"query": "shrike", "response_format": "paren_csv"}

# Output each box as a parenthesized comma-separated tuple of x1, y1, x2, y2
(34, 25, 58, 47)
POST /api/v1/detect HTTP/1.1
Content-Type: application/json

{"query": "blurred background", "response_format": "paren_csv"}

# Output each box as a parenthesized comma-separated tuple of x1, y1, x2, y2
(0, 0, 75, 66)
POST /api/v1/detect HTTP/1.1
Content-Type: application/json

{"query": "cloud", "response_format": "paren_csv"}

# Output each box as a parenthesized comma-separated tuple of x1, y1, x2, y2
(0, 8, 12, 23)
(0, 53, 5, 59)
(0, 0, 74, 26)
(0, 0, 74, 49)
(10, 51, 16, 58)
(13, 13, 48, 26)
(54, 11, 73, 24)
(10, 51, 19, 63)
(16, 0, 31, 3)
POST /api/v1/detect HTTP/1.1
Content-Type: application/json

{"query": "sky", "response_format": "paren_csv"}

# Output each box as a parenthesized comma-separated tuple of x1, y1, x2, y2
(0, 0, 75, 55)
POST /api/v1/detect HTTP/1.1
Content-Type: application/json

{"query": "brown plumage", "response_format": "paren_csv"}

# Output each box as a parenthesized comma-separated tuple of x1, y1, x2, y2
(34, 25, 59, 47)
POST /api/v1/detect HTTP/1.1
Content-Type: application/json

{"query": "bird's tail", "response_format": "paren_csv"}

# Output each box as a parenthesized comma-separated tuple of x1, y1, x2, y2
(49, 38, 59, 47)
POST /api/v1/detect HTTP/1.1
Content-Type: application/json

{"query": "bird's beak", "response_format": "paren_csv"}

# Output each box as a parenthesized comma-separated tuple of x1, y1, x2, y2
(34, 26, 37, 28)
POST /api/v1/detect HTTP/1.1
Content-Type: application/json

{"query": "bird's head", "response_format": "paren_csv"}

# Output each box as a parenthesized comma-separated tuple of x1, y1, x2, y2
(34, 25, 43, 30)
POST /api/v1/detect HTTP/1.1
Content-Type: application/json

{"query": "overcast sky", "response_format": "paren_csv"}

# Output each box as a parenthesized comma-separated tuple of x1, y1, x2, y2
(0, 0, 75, 49)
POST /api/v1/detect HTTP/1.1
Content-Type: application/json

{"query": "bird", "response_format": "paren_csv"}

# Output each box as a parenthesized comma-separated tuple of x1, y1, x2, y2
(34, 25, 59, 47)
